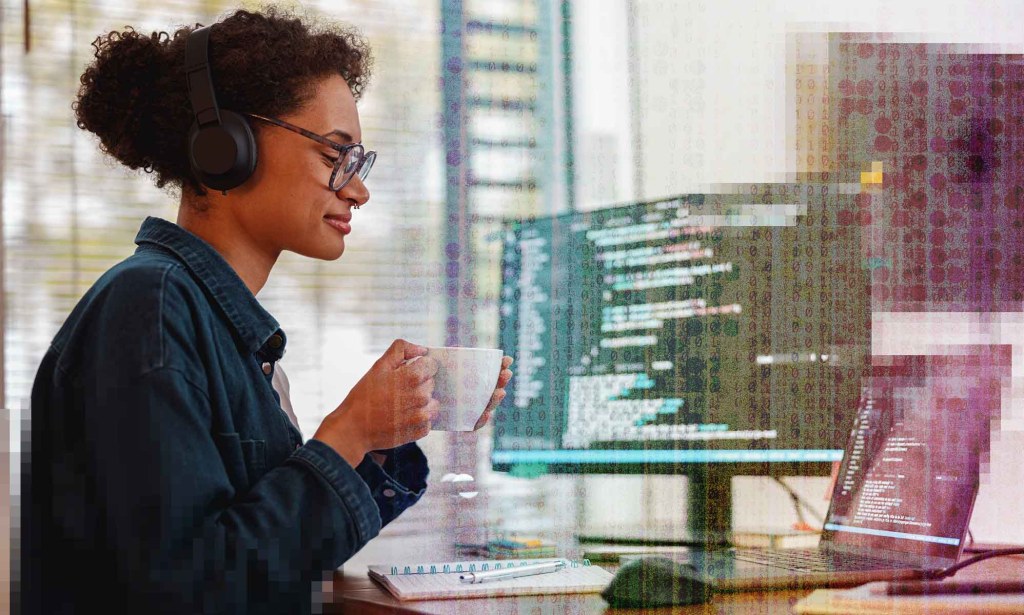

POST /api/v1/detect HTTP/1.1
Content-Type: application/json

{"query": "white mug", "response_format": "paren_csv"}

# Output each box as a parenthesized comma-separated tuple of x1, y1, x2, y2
(425, 346, 503, 431)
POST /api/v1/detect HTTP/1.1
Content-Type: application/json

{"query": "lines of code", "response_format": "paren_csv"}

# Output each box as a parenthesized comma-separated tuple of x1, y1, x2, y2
(495, 191, 871, 457)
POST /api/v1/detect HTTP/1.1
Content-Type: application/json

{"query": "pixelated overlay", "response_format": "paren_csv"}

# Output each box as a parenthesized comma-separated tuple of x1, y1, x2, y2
(493, 33, 1024, 505)
(826, 36, 1024, 497)
(826, 34, 1024, 312)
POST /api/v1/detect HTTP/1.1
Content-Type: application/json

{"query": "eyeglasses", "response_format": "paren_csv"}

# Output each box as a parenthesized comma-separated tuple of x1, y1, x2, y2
(245, 113, 376, 192)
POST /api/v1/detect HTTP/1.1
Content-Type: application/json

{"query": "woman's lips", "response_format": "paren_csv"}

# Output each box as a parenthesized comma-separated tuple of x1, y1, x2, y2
(323, 216, 351, 235)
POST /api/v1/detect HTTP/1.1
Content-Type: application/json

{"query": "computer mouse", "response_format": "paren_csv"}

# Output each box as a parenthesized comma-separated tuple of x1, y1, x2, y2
(601, 556, 714, 608)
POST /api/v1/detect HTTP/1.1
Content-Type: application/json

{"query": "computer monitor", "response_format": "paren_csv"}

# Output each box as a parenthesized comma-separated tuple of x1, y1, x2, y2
(492, 184, 872, 541)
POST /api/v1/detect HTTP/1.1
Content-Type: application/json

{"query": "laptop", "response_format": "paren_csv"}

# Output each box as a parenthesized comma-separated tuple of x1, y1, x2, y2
(686, 351, 1007, 590)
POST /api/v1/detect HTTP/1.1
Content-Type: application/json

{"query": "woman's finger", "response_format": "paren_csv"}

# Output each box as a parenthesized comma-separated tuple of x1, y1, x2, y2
(484, 387, 506, 414)
(496, 368, 513, 388)
(474, 408, 493, 431)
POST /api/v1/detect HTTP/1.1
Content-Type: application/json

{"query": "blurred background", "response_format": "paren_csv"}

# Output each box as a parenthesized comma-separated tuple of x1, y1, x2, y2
(4, 1, 1024, 587)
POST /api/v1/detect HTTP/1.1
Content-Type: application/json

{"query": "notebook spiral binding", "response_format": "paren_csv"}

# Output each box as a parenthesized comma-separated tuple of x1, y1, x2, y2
(390, 559, 592, 576)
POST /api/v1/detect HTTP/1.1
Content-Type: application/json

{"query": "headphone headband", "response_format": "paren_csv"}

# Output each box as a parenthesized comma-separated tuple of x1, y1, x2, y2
(184, 24, 257, 192)
(184, 26, 221, 129)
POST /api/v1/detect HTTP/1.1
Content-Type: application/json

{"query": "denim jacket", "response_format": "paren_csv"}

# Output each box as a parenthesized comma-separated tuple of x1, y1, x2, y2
(23, 217, 428, 614)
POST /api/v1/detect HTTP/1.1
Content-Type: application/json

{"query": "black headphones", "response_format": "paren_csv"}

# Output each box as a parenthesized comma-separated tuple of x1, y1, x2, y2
(184, 25, 257, 191)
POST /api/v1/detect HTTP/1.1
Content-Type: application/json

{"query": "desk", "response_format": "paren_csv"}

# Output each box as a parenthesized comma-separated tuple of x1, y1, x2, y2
(324, 500, 1024, 614)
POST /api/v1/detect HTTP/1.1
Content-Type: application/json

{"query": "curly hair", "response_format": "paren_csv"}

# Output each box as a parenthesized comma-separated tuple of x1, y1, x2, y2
(73, 7, 372, 196)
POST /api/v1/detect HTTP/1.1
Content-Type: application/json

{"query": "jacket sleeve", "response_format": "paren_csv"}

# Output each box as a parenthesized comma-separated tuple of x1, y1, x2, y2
(273, 361, 429, 527)
(354, 443, 429, 526)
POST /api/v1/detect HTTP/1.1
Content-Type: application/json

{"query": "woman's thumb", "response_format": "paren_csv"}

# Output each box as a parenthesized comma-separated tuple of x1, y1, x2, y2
(383, 339, 428, 367)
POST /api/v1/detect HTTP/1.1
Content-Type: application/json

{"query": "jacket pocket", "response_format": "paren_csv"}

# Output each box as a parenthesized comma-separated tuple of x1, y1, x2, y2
(214, 432, 267, 490)
(239, 438, 267, 481)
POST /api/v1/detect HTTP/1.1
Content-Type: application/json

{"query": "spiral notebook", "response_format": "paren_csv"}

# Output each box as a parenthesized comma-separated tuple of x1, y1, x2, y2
(366, 558, 614, 601)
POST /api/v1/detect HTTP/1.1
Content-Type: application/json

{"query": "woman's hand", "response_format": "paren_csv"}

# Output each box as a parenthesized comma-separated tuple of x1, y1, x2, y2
(473, 356, 514, 430)
(313, 339, 439, 466)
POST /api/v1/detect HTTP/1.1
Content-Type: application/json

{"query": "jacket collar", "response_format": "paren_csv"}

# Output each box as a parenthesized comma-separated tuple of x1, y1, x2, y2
(134, 216, 283, 355)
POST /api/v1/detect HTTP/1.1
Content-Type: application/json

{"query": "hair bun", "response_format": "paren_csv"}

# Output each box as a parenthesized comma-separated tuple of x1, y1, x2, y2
(74, 27, 172, 173)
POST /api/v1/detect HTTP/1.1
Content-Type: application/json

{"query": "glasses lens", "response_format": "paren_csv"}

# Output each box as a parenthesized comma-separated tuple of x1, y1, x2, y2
(359, 151, 376, 182)
(330, 145, 366, 191)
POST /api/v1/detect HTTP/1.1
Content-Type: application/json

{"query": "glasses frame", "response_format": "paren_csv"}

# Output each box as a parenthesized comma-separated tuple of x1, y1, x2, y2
(245, 113, 376, 191)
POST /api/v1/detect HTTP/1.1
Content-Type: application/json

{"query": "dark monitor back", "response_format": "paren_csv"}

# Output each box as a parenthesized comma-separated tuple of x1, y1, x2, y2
(493, 185, 871, 476)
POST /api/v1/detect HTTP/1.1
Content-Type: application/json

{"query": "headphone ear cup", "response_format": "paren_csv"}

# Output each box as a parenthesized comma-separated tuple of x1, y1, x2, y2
(188, 110, 257, 191)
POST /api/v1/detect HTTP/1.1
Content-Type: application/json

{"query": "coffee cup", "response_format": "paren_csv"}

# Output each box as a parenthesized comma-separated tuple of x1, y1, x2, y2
(425, 346, 503, 431)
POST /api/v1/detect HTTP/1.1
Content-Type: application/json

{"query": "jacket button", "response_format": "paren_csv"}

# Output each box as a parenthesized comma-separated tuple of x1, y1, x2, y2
(382, 488, 397, 498)
(269, 334, 284, 349)
(261, 362, 273, 375)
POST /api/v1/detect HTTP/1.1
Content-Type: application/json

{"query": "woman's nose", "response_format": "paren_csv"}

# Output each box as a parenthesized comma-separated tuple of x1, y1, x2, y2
(338, 174, 370, 207)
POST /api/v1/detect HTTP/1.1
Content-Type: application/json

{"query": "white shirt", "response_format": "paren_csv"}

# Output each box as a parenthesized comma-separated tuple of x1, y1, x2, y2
(271, 364, 302, 437)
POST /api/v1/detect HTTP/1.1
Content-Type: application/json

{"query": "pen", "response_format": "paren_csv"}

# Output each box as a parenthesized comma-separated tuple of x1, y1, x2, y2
(882, 580, 1024, 595)
(459, 561, 566, 584)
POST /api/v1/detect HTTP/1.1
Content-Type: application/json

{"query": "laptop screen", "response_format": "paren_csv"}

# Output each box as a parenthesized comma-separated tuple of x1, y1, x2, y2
(822, 350, 1008, 560)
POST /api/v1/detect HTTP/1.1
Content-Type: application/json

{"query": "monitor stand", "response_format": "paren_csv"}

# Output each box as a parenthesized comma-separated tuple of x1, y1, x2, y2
(575, 466, 733, 547)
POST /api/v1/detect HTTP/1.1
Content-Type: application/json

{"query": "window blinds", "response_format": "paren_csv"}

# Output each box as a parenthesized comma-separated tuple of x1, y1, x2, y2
(1, 0, 447, 439)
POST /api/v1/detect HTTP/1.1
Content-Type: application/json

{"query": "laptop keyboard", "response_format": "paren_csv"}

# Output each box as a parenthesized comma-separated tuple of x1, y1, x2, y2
(731, 548, 918, 573)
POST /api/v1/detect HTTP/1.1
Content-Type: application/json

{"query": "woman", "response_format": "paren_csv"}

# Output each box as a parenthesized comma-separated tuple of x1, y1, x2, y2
(23, 8, 513, 614)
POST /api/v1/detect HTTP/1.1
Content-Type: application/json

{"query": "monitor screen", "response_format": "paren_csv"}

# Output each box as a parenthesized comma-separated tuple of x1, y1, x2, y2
(823, 350, 1008, 559)
(493, 187, 872, 474)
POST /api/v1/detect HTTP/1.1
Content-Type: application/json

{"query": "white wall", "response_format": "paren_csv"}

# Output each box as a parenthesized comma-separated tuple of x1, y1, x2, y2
(571, 0, 636, 209)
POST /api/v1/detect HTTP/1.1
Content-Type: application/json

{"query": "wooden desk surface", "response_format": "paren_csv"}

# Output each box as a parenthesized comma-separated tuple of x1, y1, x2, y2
(323, 502, 1024, 615)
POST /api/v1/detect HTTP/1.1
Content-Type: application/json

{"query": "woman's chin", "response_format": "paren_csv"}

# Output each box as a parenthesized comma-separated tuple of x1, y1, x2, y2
(296, 240, 345, 261)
